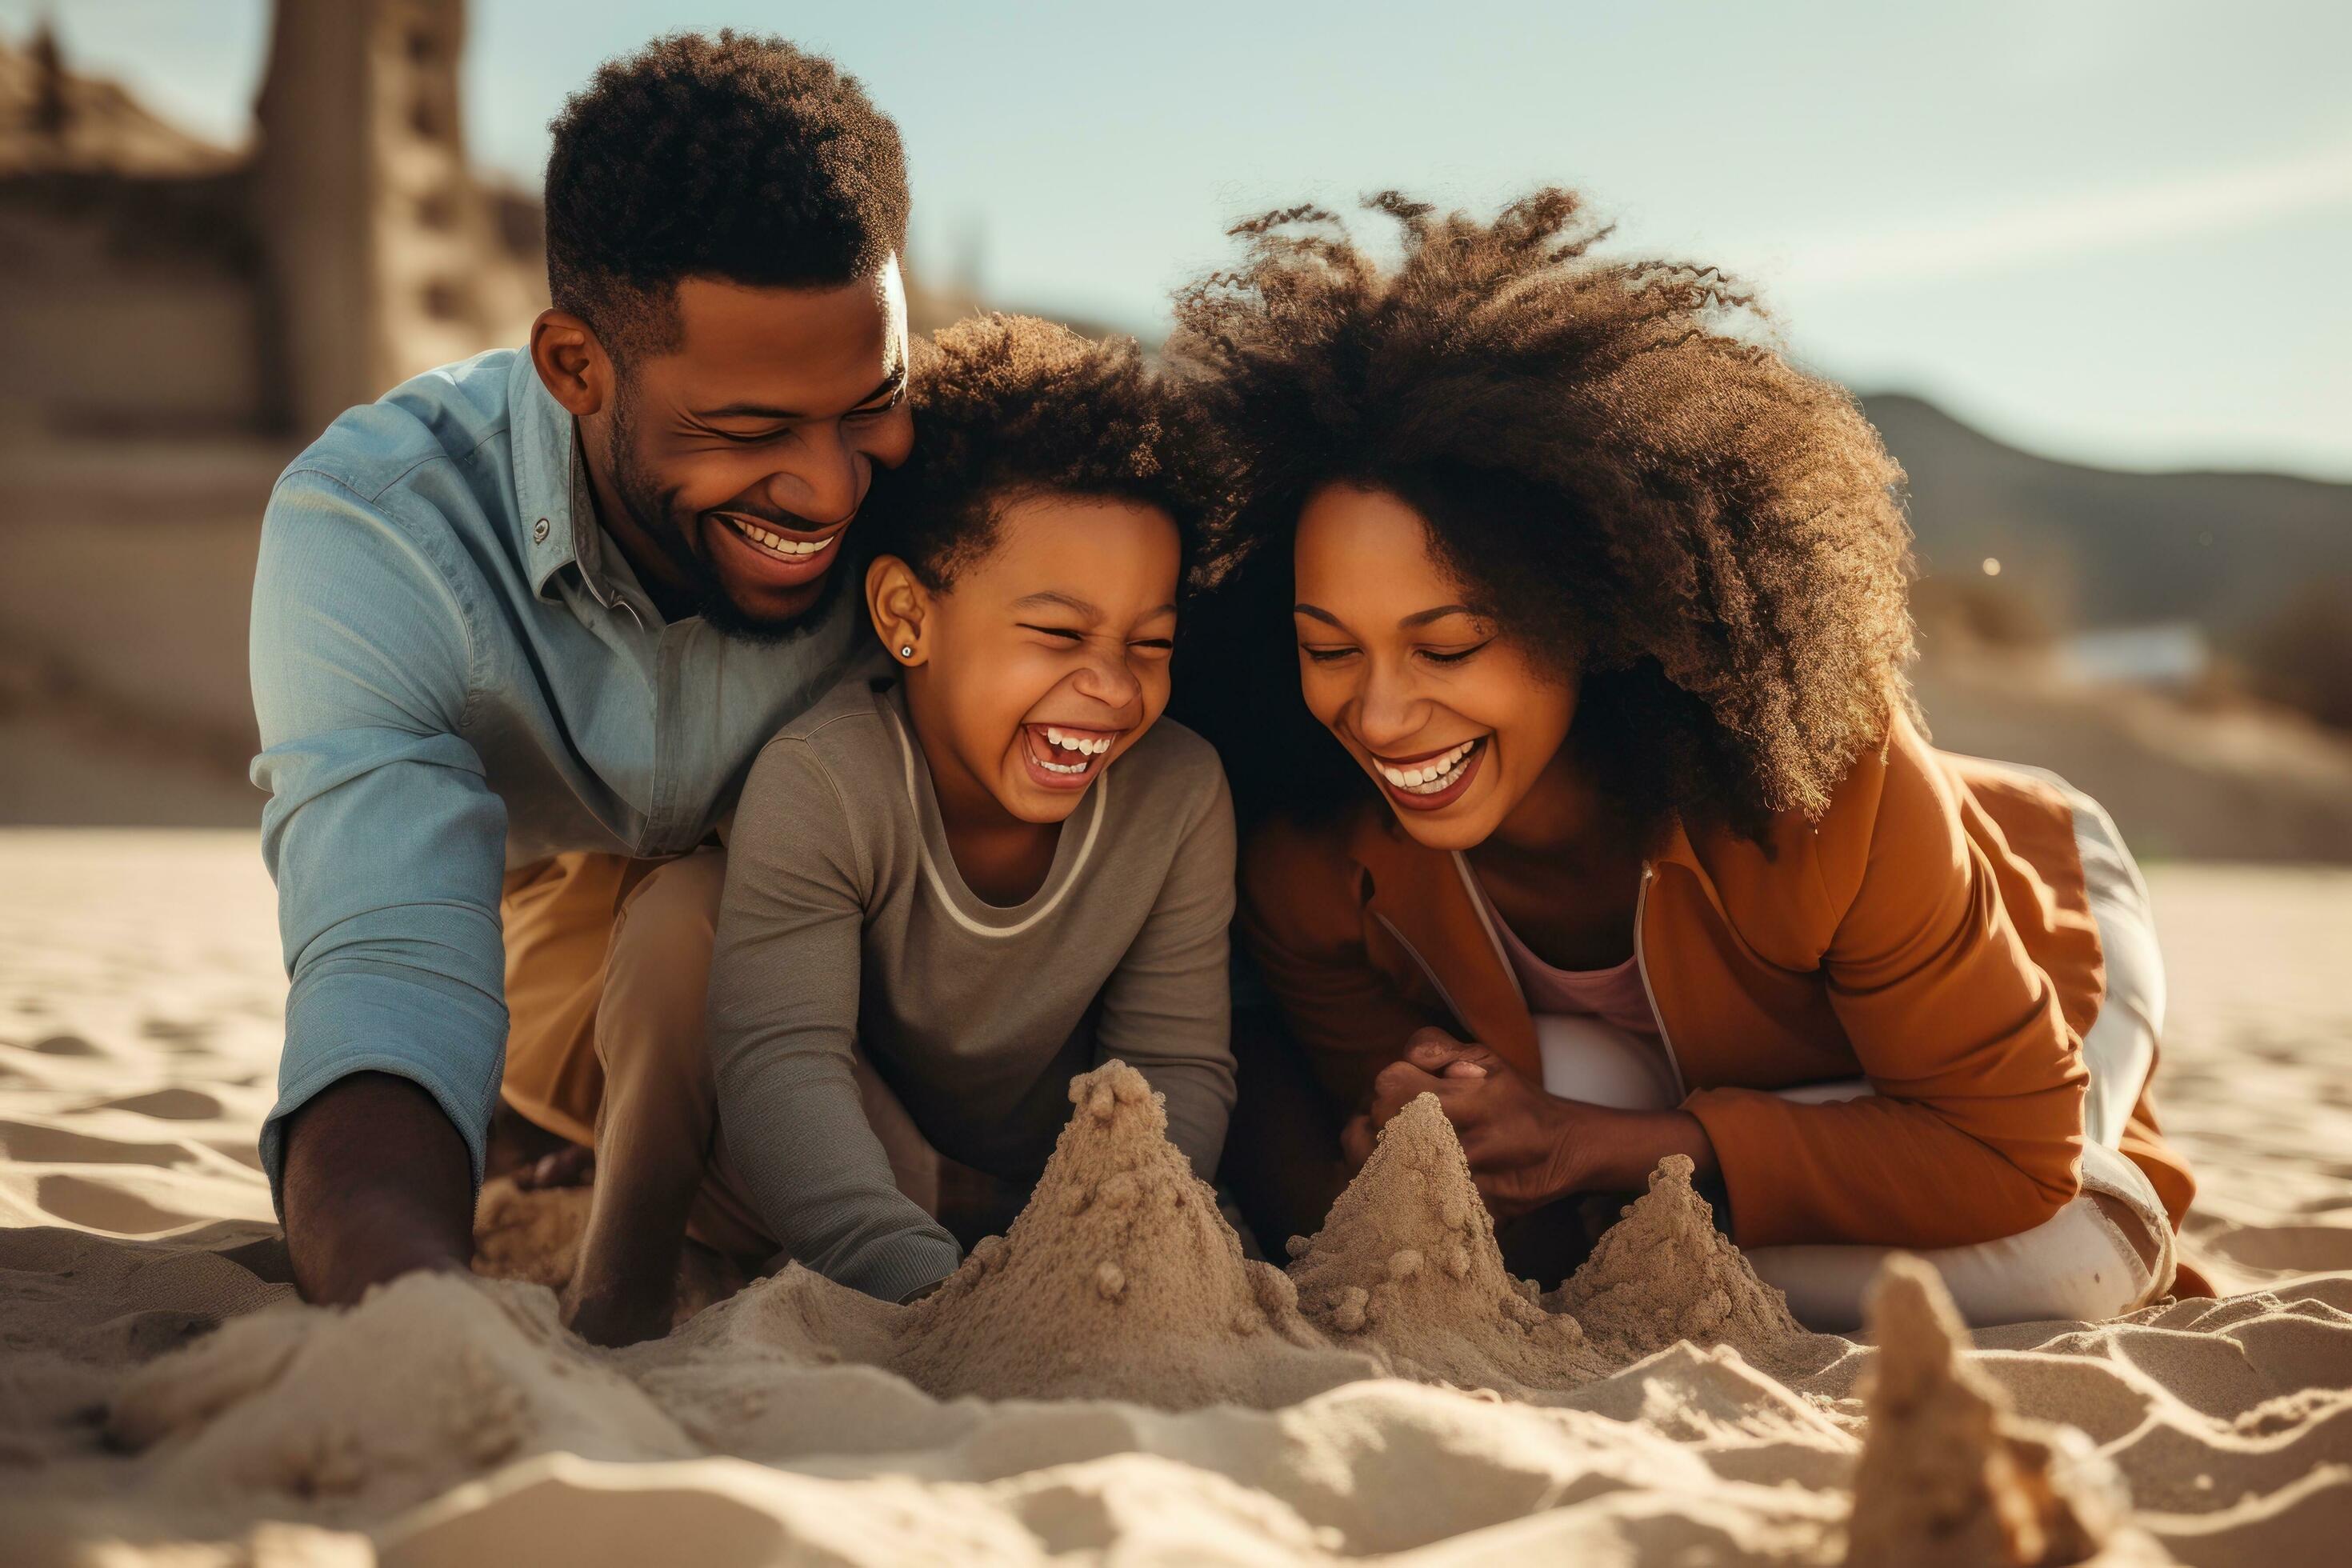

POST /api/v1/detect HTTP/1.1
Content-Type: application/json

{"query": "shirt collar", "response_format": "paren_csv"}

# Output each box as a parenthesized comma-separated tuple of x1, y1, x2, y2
(509, 353, 634, 609)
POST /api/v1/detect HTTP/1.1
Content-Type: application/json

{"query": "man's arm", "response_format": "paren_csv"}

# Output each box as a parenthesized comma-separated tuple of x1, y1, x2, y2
(279, 1072, 474, 1302)
(250, 470, 510, 1302)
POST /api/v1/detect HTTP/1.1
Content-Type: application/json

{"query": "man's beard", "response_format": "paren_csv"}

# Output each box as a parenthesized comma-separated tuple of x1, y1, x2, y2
(604, 394, 850, 646)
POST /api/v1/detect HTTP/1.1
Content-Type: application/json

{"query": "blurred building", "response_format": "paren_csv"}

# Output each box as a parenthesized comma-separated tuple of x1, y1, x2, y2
(0, 1, 544, 442)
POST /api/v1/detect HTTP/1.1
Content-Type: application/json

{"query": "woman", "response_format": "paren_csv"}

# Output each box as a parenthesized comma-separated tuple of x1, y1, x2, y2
(1172, 191, 2198, 1328)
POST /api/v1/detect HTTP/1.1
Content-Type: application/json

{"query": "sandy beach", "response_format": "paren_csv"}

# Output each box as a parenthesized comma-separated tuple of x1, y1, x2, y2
(2, 830, 2347, 1565)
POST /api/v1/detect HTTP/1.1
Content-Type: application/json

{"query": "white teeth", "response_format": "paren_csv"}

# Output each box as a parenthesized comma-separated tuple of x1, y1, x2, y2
(728, 517, 836, 558)
(1376, 739, 1479, 794)
(1035, 726, 1118, 775)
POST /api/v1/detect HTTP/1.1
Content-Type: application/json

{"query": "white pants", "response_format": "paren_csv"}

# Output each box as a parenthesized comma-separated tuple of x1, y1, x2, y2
(1539, 777, 2174, 1330)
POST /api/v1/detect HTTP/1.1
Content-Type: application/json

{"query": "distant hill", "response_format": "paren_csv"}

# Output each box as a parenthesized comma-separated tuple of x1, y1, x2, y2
(1860, 393, 2352, 642)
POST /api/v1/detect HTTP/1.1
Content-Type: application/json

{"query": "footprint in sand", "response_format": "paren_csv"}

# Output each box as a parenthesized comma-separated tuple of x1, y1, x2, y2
(90, 1088, 223, 1122)
(34, 1172, 199, 1234)
(20, 1034, 102, 1057)
(139, 1019, 214, 1054)
(0, 1119, 192, 1166)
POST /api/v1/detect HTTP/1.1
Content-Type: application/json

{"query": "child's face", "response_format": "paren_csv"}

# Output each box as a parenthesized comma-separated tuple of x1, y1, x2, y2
(899, 494, 1182, 825)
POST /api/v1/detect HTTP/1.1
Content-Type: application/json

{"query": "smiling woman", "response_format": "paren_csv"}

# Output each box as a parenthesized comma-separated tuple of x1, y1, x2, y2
(1172, 191, 2198, 1327)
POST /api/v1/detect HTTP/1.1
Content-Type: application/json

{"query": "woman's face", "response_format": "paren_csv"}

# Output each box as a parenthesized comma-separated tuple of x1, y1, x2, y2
(1291, 483, 1575, 851)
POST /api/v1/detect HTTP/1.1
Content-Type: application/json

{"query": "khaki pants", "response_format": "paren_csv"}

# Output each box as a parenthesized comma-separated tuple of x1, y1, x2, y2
(497, 850, 942, 1273)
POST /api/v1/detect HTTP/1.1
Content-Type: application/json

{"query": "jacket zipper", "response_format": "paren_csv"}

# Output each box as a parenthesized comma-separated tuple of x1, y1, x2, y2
(1634, 862, 1690, 1101)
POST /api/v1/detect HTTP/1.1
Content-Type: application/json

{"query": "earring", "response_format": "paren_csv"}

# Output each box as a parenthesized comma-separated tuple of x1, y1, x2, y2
(900, 645, 914, 659)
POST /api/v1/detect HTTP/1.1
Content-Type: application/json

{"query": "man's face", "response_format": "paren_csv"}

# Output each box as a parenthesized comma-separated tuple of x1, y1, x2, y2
(595, 259, 914, 640)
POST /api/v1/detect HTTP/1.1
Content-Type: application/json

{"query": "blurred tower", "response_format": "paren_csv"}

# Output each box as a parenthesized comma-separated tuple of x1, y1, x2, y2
(252, 0, 536, 434)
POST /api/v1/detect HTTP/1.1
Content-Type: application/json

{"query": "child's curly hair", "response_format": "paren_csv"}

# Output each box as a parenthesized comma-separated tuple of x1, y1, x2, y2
(1166, 190, 1916, 840)
(863, 314, 1226, 591)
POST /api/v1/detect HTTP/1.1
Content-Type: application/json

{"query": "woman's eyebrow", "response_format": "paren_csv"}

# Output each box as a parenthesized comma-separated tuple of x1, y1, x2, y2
(1294, 602, 1475, 630)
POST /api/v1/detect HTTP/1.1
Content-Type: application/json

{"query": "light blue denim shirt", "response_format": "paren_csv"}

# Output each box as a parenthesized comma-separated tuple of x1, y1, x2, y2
(249, 348, 877, 1206)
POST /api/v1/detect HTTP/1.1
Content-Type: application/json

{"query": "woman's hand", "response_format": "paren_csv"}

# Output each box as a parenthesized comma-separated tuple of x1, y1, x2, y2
(1342, 1028, 1718, 1220)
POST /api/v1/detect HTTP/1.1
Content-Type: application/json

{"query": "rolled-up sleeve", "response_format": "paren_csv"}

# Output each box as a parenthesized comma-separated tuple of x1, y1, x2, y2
(250, 471, 509, 1210)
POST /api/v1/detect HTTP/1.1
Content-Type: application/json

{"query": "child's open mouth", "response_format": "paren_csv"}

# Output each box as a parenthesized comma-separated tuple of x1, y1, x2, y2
(1020, 723, 1122, 790)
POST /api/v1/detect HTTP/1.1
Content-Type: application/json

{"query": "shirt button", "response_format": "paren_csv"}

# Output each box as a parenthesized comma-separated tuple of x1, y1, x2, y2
(533, 518, 550, 543)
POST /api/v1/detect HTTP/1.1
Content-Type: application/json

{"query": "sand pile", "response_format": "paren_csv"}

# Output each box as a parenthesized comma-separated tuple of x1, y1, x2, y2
(1550, 1154, 1815, 1373)
(1286, 1091, 1609, 1393)
(887, 1060, 1372, 1410)
(104, 1272, 698, 1516)
(471, 1175, 743, 1329)
(1844, 1256, 2148, 1568)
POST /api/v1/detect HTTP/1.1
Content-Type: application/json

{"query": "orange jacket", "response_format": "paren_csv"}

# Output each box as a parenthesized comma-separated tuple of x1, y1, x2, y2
(1237, 711, 2197, 1254)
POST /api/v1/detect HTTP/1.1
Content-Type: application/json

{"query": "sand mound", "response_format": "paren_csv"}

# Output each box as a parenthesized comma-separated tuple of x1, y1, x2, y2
(887, 1060, 1373, 1410)
(470, 1175, 745, 1329)
(1551, 1154, 1815, 1373)
(1286, 1091, 1610, 1393)
(1844, 1255, 2146, 1567)
(104, 1273, 698, 1515)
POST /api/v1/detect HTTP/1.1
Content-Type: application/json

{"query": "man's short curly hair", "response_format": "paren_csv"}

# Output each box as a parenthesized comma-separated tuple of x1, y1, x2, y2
(545, 31, 908, 361)
(1166, 190, 1916, 841)
(862, 314, 1223, 592)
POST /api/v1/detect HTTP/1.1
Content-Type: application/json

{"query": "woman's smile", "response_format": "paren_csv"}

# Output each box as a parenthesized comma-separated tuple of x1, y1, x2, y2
(1365, 735, 1490, 810)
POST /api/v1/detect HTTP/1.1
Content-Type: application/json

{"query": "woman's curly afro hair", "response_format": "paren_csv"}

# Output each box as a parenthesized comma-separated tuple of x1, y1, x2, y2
(1166, 190, 1916, 841)
(860, 314, 1226, 591)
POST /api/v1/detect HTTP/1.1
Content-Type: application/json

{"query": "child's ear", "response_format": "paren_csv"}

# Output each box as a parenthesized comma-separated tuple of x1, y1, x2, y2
(866, 554, 933, 667)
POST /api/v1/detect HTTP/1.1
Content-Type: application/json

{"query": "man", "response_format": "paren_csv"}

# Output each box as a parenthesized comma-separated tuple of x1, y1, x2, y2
(250, 32, 913, 1342)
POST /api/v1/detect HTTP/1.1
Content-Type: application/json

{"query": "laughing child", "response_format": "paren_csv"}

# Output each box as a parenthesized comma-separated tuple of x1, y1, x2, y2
(705, 314, 1237, 1303)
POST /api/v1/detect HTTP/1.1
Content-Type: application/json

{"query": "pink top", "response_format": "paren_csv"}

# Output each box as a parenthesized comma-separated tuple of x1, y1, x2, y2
(1470, 876, 1661, 1037)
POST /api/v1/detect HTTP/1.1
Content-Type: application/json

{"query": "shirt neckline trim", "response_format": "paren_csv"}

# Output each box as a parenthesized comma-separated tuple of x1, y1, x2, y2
(882, 687, 1107, 938)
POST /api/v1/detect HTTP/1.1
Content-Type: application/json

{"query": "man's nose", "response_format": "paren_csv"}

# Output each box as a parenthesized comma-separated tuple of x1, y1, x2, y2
(777, 424, 861, 528)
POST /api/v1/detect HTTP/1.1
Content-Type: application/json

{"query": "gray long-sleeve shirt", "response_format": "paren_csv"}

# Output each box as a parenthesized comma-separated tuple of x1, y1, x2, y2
(708, 676, 1238, 1302)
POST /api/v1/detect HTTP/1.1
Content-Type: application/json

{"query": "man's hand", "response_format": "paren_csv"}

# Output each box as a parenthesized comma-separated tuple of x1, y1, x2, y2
(279, 1072, 475, 1306)
(1344, 1028, 1718, 1221)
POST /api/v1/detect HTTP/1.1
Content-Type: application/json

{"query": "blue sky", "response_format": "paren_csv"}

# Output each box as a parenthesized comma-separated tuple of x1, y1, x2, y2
(18, 0, 2352, 479)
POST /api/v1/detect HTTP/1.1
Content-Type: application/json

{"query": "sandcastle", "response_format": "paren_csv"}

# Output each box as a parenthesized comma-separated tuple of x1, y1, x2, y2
(1843, 1256, 2139, 1568)
(1549, 1152, 1813, 1374)
(886, 1060, 1372, 1410)
(1286, 1091, 1610, 1393)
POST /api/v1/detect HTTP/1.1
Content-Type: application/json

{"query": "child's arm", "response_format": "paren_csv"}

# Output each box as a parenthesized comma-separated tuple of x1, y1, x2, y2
(709, 739, 962, 1303)
(1091, 765, 1239, 1182)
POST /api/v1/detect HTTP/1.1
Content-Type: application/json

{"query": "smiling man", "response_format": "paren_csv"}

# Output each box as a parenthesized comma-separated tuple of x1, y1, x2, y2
(248, 33, 914, 1331)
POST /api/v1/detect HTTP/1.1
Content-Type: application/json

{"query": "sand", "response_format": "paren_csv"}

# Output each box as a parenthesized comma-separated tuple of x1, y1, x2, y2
(2, 832, 2350, 1566)
(1286, 1087, 1611, 1392)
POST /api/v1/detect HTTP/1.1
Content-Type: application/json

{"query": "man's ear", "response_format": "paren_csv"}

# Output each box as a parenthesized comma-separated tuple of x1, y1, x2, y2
(866, 554, 934, 666)
(528, 309, 613, 419)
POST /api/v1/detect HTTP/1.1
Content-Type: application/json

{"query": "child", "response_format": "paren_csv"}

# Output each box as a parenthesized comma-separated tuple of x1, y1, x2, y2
(706, 314, 1237, 1303)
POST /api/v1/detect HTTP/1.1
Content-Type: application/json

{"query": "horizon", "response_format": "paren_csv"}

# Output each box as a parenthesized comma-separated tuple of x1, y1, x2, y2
(10, 0, 2350, 484)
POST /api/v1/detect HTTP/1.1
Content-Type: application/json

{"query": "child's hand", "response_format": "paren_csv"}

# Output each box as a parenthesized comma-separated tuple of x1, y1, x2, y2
(511, 1145, 594, 1190)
